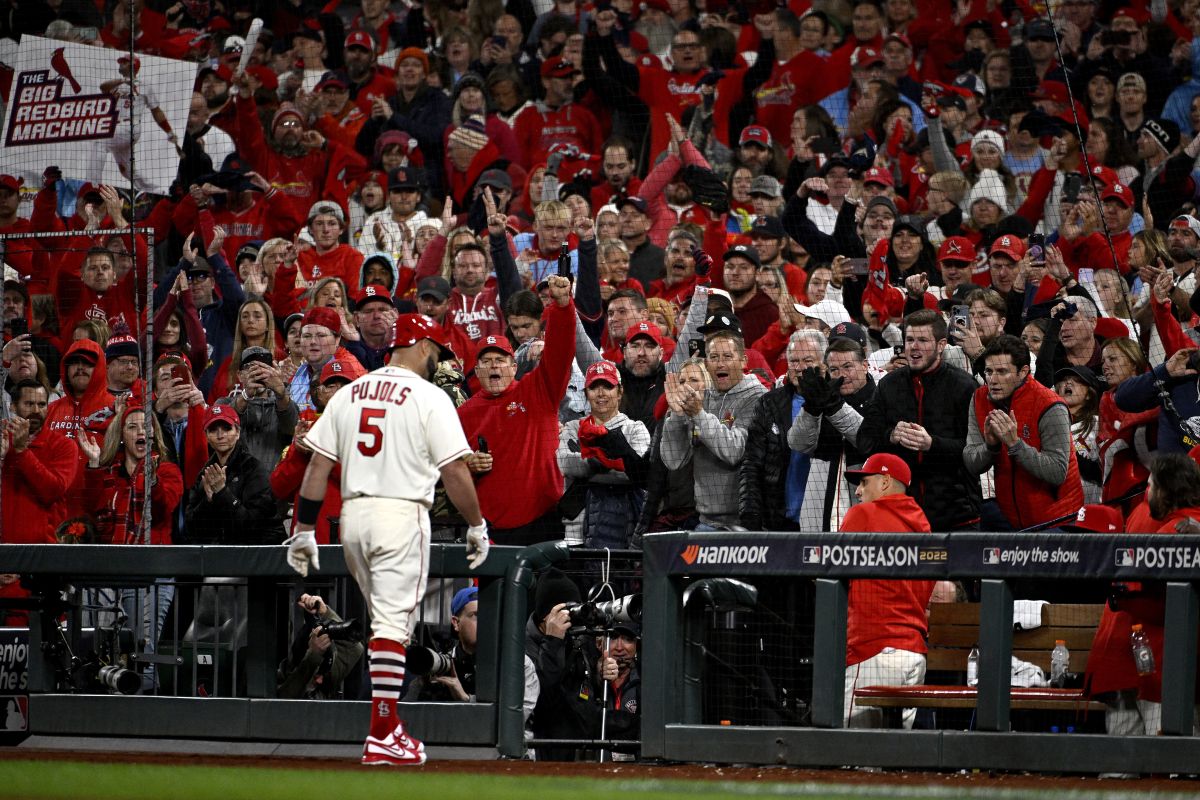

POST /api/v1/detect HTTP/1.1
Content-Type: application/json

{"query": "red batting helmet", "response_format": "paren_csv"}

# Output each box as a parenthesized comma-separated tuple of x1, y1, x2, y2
(391, 314, 455, 361)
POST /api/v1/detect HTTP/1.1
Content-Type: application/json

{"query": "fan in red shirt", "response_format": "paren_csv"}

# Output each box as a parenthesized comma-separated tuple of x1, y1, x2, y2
(295, 202, 366, 293)
(513, 57, 603, 171)
(342, 30, 398, 116)
(840, 453, 935, 729)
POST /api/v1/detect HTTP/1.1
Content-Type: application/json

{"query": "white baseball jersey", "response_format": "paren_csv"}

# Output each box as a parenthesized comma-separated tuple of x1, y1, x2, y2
(304, 366, 471, 504)
(113, 79, 158, 127)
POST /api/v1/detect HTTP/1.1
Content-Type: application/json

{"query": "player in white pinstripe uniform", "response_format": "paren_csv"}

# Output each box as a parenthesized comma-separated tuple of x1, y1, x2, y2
(284, 314, 488, 766)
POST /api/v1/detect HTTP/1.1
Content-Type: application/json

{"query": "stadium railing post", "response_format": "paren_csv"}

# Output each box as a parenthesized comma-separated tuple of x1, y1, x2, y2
(976, 579, 1013, 732)
(1161, 581, 1199, 736)
(810, 578, 848, 728)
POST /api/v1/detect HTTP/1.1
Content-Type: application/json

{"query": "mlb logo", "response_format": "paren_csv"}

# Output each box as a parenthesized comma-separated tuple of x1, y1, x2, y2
(983, 548, 1001, 565)
(802, 546, 821, 564)
(1115, 549, 1135, 567)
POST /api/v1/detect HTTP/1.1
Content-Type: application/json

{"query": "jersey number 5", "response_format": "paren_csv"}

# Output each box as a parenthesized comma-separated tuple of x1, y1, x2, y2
(357, 408, 386, 456)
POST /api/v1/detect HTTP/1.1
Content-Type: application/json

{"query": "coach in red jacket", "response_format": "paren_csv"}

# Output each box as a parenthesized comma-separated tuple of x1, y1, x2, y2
(457, 274, 576, 545)
(841, 453, 935, 729)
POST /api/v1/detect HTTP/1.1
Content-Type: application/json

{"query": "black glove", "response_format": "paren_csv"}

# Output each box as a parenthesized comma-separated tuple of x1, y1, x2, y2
(1052, 302, 1078, 321)
(796, 366, 843, 415)
(680, 164, 730, 215)
(692, 244, 713, 277)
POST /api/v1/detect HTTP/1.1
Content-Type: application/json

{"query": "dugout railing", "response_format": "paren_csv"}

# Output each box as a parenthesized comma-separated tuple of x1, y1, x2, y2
(639, 531, 1200, 774)
(0, 543, 516, 748)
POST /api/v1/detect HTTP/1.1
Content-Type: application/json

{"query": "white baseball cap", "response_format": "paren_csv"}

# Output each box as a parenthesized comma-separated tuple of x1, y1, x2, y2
(793, 298, 851, 329)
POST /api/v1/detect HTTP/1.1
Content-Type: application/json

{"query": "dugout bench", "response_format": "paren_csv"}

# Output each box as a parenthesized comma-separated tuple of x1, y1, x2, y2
(854, 602, 1107, 721)
(639, 531, 1200, 774)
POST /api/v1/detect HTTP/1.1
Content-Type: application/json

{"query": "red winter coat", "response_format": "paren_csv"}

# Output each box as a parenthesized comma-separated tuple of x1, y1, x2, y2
(840, 493, 935, 666)
(270, 443, 342, 546)
(82, 457, 185, 545)
(0, 428, 78, 543)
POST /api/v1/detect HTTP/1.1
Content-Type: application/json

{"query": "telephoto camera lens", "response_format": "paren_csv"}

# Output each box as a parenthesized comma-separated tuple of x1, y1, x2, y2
(406, 644, 456, 677)
(98, 665, 140, 695)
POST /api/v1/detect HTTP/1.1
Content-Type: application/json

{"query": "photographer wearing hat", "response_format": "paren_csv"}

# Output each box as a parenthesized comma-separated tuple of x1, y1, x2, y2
(277, 593, 364, 700)
(594, 621, 639, 755)
(526, 568, 600, 761)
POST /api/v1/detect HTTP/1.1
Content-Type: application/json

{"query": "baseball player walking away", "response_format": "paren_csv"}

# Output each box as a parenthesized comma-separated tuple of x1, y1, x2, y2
(283, 314, 489, 766)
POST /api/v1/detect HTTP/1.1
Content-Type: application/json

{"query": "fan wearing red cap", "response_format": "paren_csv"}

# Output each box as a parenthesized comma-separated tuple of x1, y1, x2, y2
(457, 275, 578, 538)
(1057, 182, 1134, 276)
(512, 53, 602, 170)
(342, 29, 397, 115)
(288, 306, 487, 767)
(964, 334, 1084, 531)
(840, 451, 935, 729)
(589, 9, 743, 173)
(986, 235, 1026, 296)
(185, 401, 285, 545)
(556, 361, 652, 540)
(289, 306, 354, 414)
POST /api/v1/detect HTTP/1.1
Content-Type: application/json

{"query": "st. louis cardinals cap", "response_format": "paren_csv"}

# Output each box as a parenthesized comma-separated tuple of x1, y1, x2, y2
(354, 283, 395, 311)
(391, 314, 455, 361)
(203, 403, 241, 431)
(845, 453, 911, 486)
(319, 357, 367, 385)
(584, 360, 621, 388)
(474, 333, 514, 359)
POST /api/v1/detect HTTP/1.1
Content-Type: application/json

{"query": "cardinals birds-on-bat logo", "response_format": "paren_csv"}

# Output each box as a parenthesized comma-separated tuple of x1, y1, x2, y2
(50, 47, 82, 94)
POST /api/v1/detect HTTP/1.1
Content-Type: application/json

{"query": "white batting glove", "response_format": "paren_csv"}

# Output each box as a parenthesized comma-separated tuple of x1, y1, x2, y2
(283, 531, 320, 577)
(465, 523, 490, 570)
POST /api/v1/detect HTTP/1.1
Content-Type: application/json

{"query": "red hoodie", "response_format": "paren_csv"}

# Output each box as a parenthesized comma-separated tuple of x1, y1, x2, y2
(840, 492, 935, 666)
(456, 300, 575, 532)
(0, 424, 78, 543)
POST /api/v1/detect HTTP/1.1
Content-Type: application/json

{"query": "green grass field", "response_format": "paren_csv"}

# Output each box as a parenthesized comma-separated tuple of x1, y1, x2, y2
(0, 759, 1194, 800)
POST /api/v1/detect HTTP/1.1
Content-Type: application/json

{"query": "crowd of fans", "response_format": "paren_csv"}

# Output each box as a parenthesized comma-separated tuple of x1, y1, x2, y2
(5, 0, 1200, 752)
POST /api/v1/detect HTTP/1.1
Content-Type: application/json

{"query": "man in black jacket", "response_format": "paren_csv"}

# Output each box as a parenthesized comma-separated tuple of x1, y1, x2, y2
(739, 329, 827, 531)
(855, 310, 981, 531)
(785, 334, 878, 531)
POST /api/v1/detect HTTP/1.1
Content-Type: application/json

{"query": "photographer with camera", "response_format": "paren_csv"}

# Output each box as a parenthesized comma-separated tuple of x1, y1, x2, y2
(407, 586, 540, 725)
(276, 593, 364, 700)
(594, 621, 639, 756)
(526, 568, 600, 761)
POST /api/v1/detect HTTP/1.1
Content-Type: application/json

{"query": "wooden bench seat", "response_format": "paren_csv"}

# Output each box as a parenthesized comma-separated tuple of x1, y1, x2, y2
(853, 601, 1106, 716)
(854, 685, 1105, 712)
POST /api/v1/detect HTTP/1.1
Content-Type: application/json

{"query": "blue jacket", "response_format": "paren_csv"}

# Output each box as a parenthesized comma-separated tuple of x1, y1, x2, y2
(1113, 362, 1200, 454)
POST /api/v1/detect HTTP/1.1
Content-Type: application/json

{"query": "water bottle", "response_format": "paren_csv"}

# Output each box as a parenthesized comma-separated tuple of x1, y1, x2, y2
(1050, 639, 1069, 687)
(1130, 624, 1155, 676)
(966, 645, 979, 687)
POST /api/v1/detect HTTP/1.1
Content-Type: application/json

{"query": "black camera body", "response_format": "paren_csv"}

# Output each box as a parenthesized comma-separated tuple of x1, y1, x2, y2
(315, 617, 362, 643)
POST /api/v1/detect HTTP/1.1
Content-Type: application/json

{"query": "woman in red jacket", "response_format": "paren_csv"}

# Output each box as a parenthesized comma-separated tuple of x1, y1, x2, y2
(78, 403, 184, 546)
